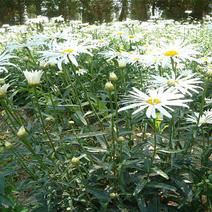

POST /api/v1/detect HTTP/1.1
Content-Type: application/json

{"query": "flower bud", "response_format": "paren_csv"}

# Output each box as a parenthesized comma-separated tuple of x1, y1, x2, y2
(109, 72, 118, 81)
(109, 192, 119, 198)
(117, 136, 125, 143)
(71, 157, 80, 166)
(105, 81, 114, 92)
(17, 126, 28, 138)
(5, 141, 13, 149)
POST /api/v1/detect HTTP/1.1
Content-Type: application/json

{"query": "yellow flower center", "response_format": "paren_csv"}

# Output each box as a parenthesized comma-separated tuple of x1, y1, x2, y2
(167, 79, 179, 86)
(98, 39, 105, 43)
(62, 48, 75, 54)
(201, 57, 208, 62)
(132, 57, 140, 61)
(128, 35, 135, 39)
(164, 50, 178, 57)
(116, 31, 124, 36)
(146, 98, 161, 105)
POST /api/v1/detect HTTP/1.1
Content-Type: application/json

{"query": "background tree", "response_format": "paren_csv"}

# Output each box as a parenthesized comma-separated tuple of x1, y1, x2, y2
(156, 0, 210, 20)
(0, 0, 211, 26)
(130, 0, 149, 20)
(80, 0, 114, 23)
(119, 0, 128, 21)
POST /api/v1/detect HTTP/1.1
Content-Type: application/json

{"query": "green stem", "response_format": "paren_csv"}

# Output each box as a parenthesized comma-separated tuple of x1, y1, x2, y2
(12, 148, 37, 179)
(109, 92, 116, 160)
(33, 87, 57, 156)
(1, 98, 22, 126)
(64, 65, 84, 112)
(43, 71, 63, 125)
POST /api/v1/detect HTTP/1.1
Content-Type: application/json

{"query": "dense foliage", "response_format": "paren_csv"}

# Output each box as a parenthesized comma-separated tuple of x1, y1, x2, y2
(0, 17, 212, 211)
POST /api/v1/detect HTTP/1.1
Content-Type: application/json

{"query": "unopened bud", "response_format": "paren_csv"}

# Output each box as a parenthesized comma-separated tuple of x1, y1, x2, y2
(117, 136, 125, 142)
(71, 157, 80, 166)
(5, 141, 13, 149)
(109, 72, 118, 81)
(17, 126, 28, 138)
(109, 192, 119, 198)
(105, 81, 114, 92)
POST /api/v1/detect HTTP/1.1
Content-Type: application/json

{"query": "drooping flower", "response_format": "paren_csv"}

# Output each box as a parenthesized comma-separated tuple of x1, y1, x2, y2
(119, 87, 191, 119)
(187, 110, 212, 126)
(151, 72, 202, 96)
(23, 70, 43, 86)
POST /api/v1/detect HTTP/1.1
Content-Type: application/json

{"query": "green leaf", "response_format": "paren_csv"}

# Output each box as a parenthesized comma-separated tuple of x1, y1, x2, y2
(0, 174, 5, 194)
(137, 198, 148, 212)
(133, 179, 148, 196)
(85, 147, 107, 153)
(88, 188, 109, 203)
(146, 182, 176, 192)
(72, 111, 87, 126)
(64, 131, 108, 140)
(152, 167, 169, 180)
(144, 158, 151, 172)
(158, 149, 185, 154)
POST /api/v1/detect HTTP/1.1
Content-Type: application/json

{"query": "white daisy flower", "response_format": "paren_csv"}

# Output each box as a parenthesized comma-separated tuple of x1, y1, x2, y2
(125, 51, 144, 64)
(39, 40, 93, 70)
(92, 39, 109, 48)
(160, 40, 198, 61)
(151, 72, 202, 96)
(123, 34, 141, 43)
(76, 68, 88, 76)
(119, 87, 191, 119)
(0, 51, 17, 73)
(100, 50, 129, 61)
(112, 30, 126, 38)
(145, 40, 198, 68)
(187, 110, 212, 126)
(23, 70, 43, 86)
